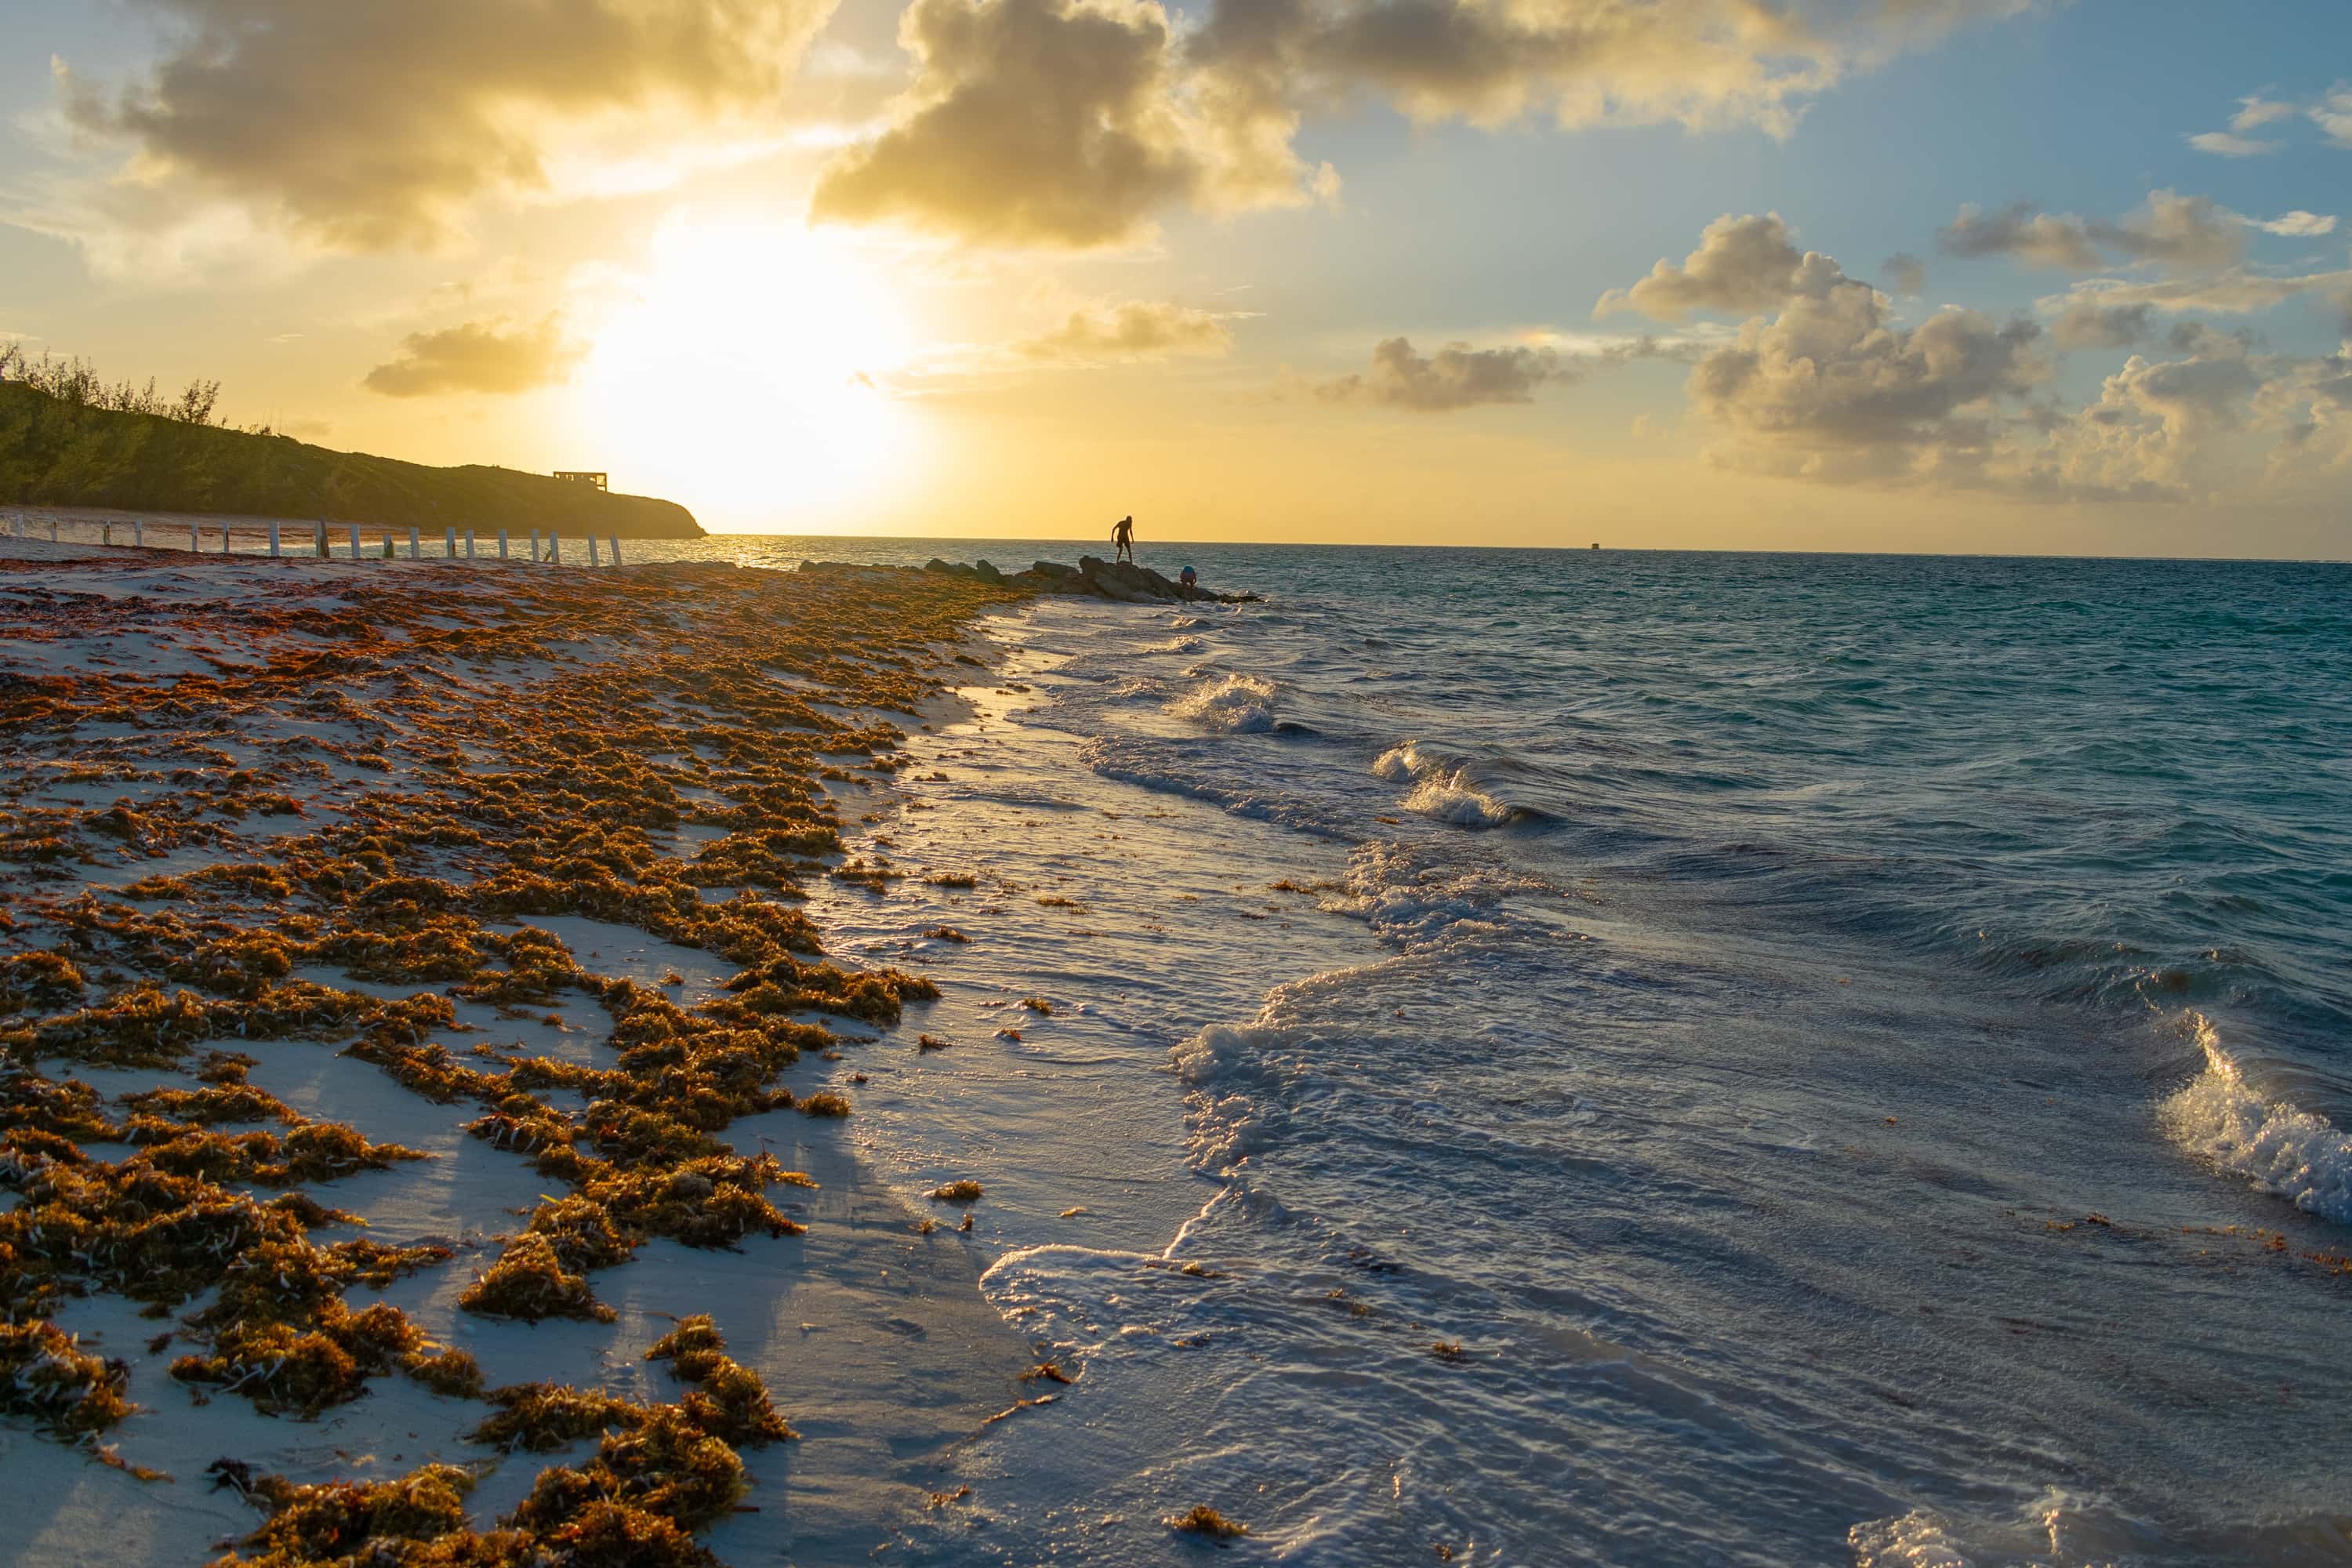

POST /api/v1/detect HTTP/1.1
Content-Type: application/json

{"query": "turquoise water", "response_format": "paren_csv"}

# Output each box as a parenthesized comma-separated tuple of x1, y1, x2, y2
(658, 539, 2352, 1562)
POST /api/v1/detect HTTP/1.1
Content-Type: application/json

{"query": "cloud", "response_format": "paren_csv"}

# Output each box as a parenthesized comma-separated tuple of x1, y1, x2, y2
(2092, 190, 2243, 267)
(2042, 266, 2352, 318)
(1615, 214, 2352, 502)
(2313, 82, 2352, 147)
(2048, 299, 2153, 350)
(1595, 212, 1845, 321)
(815, 0, 2037, 249)
(361, 315, 586, 397)
(1015, 298, 1236, 360)
(2234, 95, 2300, 132)
(54, 0, 833, 250)
(2190, 94, 2307, 157)
(2187, 132, 2278, 158)
(1308, 332, 1686, 410)
(1938, 191, 2245, 272)
(811, 0, 1204, 249)
(2248, 210, 2338, 238)
(1938, 202, 2103, 270)
(1882, 252, 1928, 296)
(1194, 0, 2033, 139)
(1315, 337, 1569, 411)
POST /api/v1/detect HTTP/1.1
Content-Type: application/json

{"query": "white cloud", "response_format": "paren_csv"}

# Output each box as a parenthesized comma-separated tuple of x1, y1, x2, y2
(2248, 210, 2338, 238)
(2312, 82, 2352, 147)
(2232, 95, 2300, 132)
(2187, 132, 2279, 158)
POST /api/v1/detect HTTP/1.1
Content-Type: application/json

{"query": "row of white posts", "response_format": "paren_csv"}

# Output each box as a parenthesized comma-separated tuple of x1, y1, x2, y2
(6, 514, 625, 567)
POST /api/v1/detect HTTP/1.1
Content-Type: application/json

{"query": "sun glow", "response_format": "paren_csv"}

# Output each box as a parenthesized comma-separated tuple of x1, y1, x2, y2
(576, 214, 916, 530)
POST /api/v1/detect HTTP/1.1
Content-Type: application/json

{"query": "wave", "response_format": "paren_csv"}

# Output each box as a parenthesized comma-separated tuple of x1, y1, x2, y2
(1372, 741, 1515, 827)
(2161, 1015, 2352, 1225)
(1077, 735, 1357, 839)
(1167, 671, 1278, 733)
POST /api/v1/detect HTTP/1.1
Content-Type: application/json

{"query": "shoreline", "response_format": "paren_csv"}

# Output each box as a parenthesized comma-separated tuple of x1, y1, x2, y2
(0, 542, 1045, 1565)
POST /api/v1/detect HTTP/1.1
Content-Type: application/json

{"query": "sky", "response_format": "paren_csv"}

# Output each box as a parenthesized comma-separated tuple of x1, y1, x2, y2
(2, 0, 2349, 555)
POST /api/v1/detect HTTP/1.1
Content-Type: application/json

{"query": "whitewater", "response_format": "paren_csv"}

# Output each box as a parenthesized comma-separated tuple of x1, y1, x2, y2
(638, 539, 2352, 1564)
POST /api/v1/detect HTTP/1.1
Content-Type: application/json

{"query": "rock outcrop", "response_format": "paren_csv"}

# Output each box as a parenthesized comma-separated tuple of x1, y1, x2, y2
(916, 554, 1254, 604)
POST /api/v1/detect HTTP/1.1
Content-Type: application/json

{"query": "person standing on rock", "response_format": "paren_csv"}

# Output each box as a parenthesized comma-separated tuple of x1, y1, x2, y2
(1112, 515, 1135, 564)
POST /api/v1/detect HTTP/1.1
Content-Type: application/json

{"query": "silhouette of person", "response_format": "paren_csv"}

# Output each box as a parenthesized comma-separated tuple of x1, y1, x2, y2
(1112, 515, 1134, 564)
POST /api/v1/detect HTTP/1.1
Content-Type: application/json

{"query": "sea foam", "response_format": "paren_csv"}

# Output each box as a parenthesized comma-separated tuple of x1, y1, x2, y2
(1167, 671, 1278, 732)
(1372, 741, 1514, 827)
(2161, 1016, 2352, 1225)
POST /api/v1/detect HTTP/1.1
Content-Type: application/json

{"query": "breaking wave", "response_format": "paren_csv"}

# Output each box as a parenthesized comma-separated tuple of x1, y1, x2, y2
(2161, 1015, 2352, 1225)
(1167, 671, 1278, 733)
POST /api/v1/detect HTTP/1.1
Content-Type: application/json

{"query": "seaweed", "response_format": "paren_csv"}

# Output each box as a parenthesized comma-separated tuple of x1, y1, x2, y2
(459, 1233, 616, 1324)
(470, 1382, 648, 1452)
(405, 1345, 487, 1400)
(1165, 1505, 1250, 1539)
(928, 1180, 984, 1203)
(0, 1319, 132, 1437)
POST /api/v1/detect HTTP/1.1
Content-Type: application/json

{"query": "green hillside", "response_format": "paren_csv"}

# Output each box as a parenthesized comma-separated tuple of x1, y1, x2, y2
(0, 382, 702, 539)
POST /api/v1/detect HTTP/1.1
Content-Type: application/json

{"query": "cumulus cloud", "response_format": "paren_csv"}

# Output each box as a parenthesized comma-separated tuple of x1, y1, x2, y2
(2048, 299, 2153, 350)
(362, 315, 586, 397)
(1308, 332, 1685, 411)
(55, 0, 834, 250)
(1937, 202, 2103, 270)
(1193, 0, 2031, 140)
(1015, 298, 1236, 360)
(1617, 213, 2352, 502)
(2094, 191, 2245, 267)
(1882, 252, 1928, 296)
(1315, 337, 1570, 411)
(1595, 213, 1845, 321)
(811, 0, 1207, 249)
(816, 0, 2035, 249)
(1938, 191, 2245, 272)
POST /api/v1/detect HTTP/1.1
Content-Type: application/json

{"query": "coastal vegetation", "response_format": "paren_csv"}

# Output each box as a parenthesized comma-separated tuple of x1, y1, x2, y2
(0, 347, 703, 538)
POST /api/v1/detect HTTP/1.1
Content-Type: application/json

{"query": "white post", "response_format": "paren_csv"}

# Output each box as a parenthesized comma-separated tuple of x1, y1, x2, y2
(548, 531, 561, 564)
(587, 536, 602, 567)
(50, 519, 60, 542)
(221, 526, 232, 554)
(528, 528, 540, 562)
(465, 530, 475, 561)
(315, 522, 327, 559)
(189, 522, 199, 551)
(498, 529, 509, 560)
(268, 521, 281, 557)
(347, 524, 361, 560)
(134, 520, 143, 548)
(406, 527, 419, 561)
(609, 536, 622, 567)
(444, 526, 456, 557)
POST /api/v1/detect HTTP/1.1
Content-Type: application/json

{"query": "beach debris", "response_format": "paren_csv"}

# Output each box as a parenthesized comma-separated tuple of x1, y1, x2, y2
(1020, 1362, 1074, 1384)
(1430, 1341, 1469, 1364)
(928, 1179, 984, 1203)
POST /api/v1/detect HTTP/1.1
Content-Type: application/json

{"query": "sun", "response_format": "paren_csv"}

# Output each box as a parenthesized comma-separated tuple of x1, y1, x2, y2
(575, 214, 916, 530)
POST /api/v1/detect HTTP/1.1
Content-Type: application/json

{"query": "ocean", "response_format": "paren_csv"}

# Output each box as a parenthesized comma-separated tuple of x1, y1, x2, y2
(556, 538, 2352, 1560)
